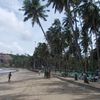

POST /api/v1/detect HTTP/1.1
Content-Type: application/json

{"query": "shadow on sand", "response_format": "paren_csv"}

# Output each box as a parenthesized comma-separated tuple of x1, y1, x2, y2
(0, 77, 44, 85)
(0, 94, 36, 100)
(40, 78, 100, 100)
(0, 85, 13, 91)
(74, 94, 100, 100)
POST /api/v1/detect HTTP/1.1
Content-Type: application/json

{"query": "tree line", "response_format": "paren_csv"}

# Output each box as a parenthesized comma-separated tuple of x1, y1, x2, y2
(11, 54, 32, 69)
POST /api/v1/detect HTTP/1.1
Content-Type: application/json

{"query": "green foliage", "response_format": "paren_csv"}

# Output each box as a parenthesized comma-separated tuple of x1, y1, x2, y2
(34, 43, 49, 59)
(22, 0, 48, 25)
(46, 19, 63, 55)
(11, 54, 32, 69)
(33, 43, 50, 69)
(78, 2, 100, 32)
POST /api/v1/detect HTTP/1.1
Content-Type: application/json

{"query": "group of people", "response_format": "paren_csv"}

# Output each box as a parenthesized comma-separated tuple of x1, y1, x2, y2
(74, 71, 100, 84)
(74, 73, 89, 83)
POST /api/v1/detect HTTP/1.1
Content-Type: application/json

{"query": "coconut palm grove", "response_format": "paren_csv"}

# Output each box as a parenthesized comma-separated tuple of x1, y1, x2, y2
(19, 0, 100, 76)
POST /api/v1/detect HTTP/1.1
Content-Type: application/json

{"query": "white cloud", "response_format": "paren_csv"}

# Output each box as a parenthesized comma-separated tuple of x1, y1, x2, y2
(0, 7, 32, 40)
(0, 0, 21, 14)
(21, 30, 33, 40)
(13, 42, 24, 52)
(0, 41, 24, 54)
(0, 42, 11, 49)
(0, 0, 45, 55)
(0, 0, 64, 55)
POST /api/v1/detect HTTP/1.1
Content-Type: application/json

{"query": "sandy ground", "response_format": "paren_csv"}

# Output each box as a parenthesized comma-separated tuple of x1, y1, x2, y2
(0, 69, 100, 100)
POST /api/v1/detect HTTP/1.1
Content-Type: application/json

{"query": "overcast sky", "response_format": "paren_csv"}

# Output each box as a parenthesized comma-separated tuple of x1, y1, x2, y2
(0, 0, 63, 55)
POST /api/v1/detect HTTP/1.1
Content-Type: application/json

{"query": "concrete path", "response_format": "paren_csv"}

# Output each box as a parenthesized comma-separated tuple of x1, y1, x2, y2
(0, 69, 100, 100)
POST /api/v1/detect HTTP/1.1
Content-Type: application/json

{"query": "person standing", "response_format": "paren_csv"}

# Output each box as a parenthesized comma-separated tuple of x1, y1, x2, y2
(38, 70, 41, 75)
(83, 73, 89, 84)
(75, 73, 78, 80)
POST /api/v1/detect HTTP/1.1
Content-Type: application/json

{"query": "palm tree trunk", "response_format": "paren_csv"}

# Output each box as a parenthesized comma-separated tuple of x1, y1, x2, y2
(38, 18, 52, 54)
(95, 32, 100, 69)
(38, 18, 47, 41)
(37, 18, 51, 73)
(90, 29, 94, 71)
(84, 52, 88, 72)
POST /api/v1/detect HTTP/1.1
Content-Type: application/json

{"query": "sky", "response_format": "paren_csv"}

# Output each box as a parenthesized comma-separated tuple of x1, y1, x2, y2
(0, 0, 64, 55)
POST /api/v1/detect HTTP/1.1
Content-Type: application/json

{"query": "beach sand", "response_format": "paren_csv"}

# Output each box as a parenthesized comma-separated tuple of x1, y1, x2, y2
(0, 69, 100, 100)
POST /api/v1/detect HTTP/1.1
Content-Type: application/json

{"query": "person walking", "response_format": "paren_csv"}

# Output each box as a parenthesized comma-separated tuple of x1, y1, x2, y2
(8, 72, 12, 82)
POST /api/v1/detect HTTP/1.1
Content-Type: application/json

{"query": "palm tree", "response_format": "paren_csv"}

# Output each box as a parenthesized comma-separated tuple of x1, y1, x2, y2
(81, 31, 90, 72)
(33, 42, 49, 69)
(63, 12, 82, 60)
(47, 0, 82, 59)
(47, 0, 67, 12)
(46, 0, 81, 12)
(21, 0, 48, 40)
(78, 1, 100, 68)
(46, 19, 62, 71)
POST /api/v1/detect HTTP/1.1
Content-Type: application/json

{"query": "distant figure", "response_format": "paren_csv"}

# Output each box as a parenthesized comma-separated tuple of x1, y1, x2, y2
(83, 73, 89, 84)
(74, 73, 78, 80)
(38, 70, 41, 75)
(8, 72, 12, 82)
